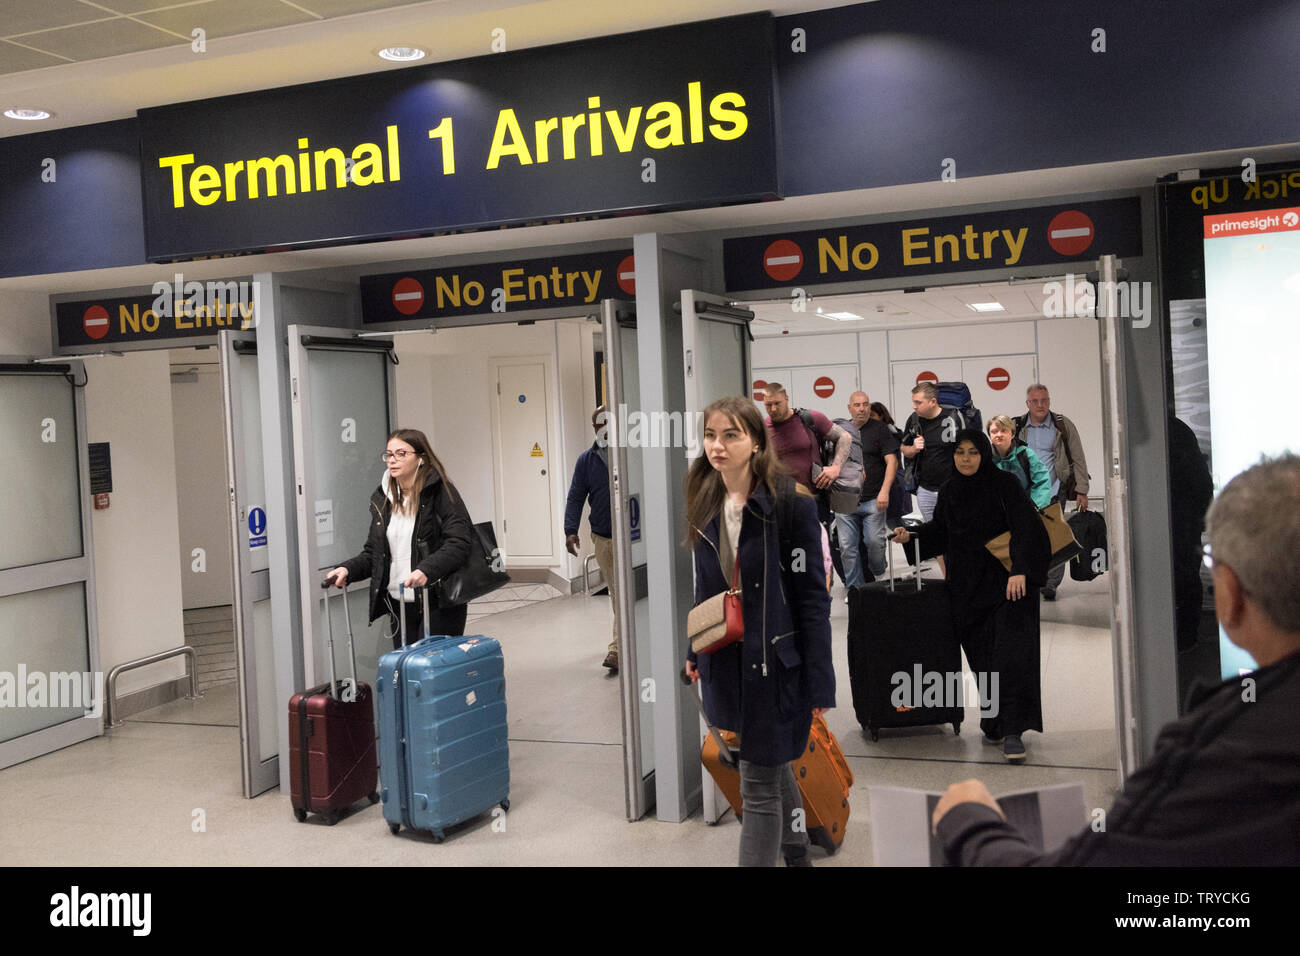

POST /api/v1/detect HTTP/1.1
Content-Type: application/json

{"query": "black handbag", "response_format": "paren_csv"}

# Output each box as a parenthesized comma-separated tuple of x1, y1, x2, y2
(433, 520, 511, 609)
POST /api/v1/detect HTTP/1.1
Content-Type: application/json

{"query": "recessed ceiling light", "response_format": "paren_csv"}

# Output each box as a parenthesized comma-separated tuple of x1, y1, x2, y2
(967, 301, 1006, 313)
(377, 47, 426, 62)
(825, 311, 865, 321)
(4, 108, 52, 121)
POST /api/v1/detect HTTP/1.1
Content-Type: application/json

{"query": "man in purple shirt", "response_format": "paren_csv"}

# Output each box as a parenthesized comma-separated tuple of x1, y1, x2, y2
(763, 383, 852, 575)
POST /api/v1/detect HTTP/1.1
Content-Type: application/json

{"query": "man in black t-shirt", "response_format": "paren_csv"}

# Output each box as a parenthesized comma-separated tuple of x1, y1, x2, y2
(900, 382, 967, 522)
(835, 391, 900, 586)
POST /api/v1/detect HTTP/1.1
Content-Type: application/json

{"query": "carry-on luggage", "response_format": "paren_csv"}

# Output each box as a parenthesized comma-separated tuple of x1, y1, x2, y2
(1068, 509, 1108, 581)
(377, 585, 510, 842)
(685, 672, 853, 854)
(847, 533, 963, 741)
(288, 580, 379, 825)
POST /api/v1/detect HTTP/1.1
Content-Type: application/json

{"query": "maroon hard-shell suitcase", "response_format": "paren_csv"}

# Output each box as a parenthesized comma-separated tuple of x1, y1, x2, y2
(288, 581, 379, 825)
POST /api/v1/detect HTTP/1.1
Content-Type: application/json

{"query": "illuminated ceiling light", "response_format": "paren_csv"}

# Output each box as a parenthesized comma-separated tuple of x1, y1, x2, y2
(377, 47, 427, 62)
(4, 108, 52, 121)
(967, 301, 1006, 313)
(825, 311, 865, 321)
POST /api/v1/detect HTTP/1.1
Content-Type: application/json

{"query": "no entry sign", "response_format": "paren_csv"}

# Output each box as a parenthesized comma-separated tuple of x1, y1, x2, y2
(617, 255, 636, 295)
(1047, 210, 1095, 256)
(392, 278, 424, 315)
(813, 376, 835, 398)
(752, 379, 768, 402)
(763, 239, 803, 282)
(987, 367, 1010, 390)
(83, 305, 110, 340)
(916, 370, 938, 385)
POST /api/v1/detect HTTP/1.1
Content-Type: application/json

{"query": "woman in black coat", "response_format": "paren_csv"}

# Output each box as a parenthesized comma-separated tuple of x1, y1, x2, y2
(891, 429, 1049, 763)
(683, 397, 836, 866)
(325, 428, 474, 649)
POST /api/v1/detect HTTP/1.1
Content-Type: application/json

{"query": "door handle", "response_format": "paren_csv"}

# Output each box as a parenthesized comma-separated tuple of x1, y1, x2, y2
(540, 469, 547, 476)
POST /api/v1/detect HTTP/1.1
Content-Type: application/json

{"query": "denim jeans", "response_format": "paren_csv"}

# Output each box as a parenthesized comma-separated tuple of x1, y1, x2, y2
(835, 499, 888, 588)
(737, 760, 810, 867)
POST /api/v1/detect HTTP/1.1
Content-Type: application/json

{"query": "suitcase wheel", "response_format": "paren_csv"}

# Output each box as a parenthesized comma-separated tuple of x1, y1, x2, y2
(368, 791, 380, 805)
(952, 721, 961, 736)
(431, 831, 446, 844)
(293, 808, 307, 823)
(388, 823, 401, 836)
(868, 727, 879, 742)
(499, 799, 510, 812)
(322, 810, 339, 827)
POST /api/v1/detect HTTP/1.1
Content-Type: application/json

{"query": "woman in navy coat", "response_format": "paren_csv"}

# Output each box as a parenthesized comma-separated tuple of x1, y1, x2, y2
(684, 396, 836, 866)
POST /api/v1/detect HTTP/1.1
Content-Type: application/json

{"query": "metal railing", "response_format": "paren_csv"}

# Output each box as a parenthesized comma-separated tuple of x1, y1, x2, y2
(105, 646, 202, 728)
(583, 553, 600, 592)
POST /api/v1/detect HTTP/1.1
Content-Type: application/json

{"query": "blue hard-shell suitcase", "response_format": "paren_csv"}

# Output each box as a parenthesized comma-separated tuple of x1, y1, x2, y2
(377, 587, 510, 842)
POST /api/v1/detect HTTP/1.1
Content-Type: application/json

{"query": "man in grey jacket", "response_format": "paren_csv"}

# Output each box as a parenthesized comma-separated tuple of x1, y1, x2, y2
(931, 453, 1300, 865)
(1013, 384, 1090, 599)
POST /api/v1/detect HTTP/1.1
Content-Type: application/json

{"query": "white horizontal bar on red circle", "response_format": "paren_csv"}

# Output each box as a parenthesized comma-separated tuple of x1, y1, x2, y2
(393, 292, 423, 301)
(765, 255, 801, 266)
(1050, 227, 1091, 239)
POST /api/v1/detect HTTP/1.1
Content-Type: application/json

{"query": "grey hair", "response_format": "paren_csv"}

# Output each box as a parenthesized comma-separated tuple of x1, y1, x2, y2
(1205, 453, 1300, 633)
(1026, 383, 1049, 396)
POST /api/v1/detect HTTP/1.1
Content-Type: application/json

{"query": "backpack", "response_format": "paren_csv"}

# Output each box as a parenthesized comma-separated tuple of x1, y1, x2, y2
(795, 409, 864, 513)
(936, 381, 982, 434)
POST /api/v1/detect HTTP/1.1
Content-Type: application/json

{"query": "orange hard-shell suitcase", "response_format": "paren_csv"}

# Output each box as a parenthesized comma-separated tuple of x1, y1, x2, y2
(693, 672, 852, 854)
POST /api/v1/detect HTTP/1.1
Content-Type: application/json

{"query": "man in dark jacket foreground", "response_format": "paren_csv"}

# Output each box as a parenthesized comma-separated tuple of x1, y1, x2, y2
(932, 453, 1300, 865)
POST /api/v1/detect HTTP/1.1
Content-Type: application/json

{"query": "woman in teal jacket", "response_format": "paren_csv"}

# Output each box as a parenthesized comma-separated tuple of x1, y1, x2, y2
(988, 415, 1052, 509)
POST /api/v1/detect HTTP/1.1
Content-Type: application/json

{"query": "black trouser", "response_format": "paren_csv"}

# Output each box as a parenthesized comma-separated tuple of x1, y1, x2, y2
(387, 594, 468, 650)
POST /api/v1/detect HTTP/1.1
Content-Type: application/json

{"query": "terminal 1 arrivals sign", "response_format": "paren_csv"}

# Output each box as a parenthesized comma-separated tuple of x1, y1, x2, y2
(361, 250, 634, 324)
(138, 14, 778, 262)
(723, 197, 1142, 291)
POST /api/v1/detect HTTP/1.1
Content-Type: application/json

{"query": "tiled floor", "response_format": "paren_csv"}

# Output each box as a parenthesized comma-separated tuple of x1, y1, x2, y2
(0, 566, 1120, 866)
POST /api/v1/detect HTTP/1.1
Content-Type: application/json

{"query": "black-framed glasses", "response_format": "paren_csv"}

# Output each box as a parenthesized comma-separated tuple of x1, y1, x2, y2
(381, 450, 411, 462)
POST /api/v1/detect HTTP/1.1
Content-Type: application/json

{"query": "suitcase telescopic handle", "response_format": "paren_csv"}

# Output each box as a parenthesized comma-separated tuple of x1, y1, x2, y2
(321, 577, 361, 696)
(397, 583, 436, 648)
(884, 528, 923, 593)
(679, 667, 738, 770)
(319, 578, 340, 700)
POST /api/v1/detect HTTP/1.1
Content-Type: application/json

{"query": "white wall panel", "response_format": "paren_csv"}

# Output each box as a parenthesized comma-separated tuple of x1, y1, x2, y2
(888, 320, 1034, 360)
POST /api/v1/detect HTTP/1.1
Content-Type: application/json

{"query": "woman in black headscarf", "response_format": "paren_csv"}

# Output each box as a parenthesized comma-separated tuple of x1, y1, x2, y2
(891, 429, 1049, 762)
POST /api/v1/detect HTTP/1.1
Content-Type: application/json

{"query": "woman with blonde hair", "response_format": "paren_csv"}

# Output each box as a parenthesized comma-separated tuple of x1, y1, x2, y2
(988, 414, 1053, 509)
(683, 397, 835, 866)
(326, 428, 474, 649)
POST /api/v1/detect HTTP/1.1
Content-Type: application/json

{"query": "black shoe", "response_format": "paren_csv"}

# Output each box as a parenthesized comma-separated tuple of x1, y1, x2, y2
(1003, 734, 1026, 763)
(1042, 587, 1057, 601)
(783, 847, 814, 867)
(602, 650, 619, 673)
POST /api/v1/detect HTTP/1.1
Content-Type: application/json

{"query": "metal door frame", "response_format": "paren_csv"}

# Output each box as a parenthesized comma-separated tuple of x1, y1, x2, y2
(602, 299, 656, 820)
(286, 326, 396, 690)
(219, 332, 278, 796)
(0, 357, 101, 770)
(677, 291, 754, 822)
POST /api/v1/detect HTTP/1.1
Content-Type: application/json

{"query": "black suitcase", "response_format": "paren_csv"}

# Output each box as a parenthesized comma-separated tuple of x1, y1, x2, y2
(1068, 510, 1108, 581)
(847, 534, 963, 741)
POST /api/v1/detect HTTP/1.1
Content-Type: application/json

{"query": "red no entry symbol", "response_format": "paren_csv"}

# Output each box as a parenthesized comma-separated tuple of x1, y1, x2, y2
(617, 256, 636, 295)
(762, 240, 803, 282)
(392, 278, 424, 315)
(83, 305, 110, 341)
(1047, 210, 1095, 256)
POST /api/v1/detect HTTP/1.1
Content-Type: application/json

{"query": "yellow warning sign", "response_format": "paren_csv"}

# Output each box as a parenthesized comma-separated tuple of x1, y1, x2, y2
(530, 443, 544, 457)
